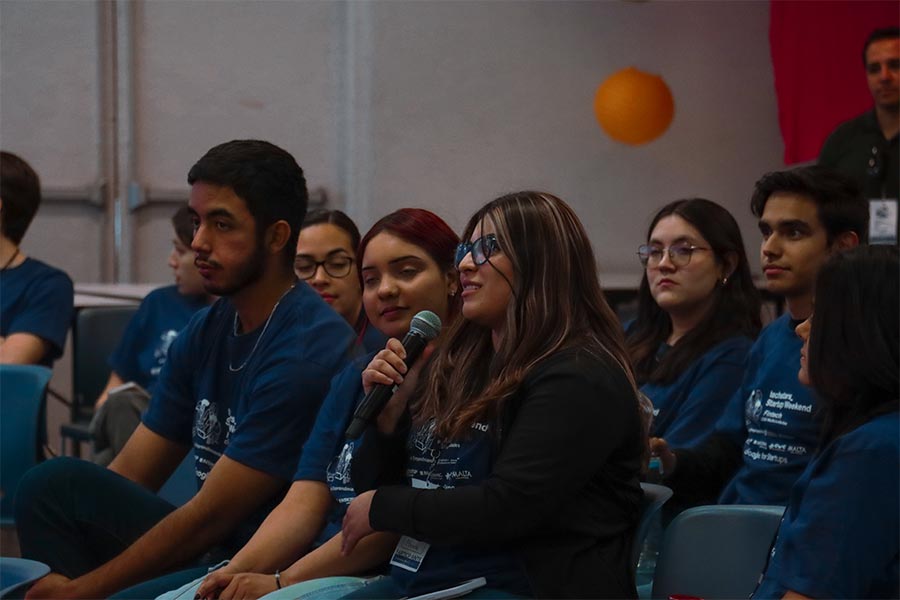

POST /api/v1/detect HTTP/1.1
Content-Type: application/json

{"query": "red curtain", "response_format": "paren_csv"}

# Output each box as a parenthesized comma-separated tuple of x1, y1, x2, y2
(770, 0, 899, 165)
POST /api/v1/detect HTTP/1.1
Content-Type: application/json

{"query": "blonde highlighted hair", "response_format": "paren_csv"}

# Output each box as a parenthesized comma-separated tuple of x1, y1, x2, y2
(414, 191, 644, 441)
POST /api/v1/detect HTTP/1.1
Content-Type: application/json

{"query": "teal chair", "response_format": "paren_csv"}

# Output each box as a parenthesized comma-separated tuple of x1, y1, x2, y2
(0, 557, 50, 598)
(651, 504, 785, 600)
(0, 365, 52, 526)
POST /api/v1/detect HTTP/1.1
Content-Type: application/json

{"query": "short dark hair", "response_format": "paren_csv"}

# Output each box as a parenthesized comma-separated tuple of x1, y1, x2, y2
(809, 245, 898, 445)
(187, 140, 308, 267)
(750, 165, 868, 244)
(301, 209, 361, 253)
(171, 205, 194, 248)
(0, 151, 41, 244)
(862, 26, 899, 65)
(628, 198, 762, 384)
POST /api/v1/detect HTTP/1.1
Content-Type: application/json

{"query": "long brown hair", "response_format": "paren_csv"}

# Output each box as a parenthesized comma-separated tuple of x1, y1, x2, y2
(627, 198, 761, 384)
(414, 192, 640, 441)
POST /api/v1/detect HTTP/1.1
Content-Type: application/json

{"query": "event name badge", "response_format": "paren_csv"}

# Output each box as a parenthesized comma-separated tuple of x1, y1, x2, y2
(390, 478, 438, 572)
(869, 199, 898, 245)
(390, 536, 431, 573)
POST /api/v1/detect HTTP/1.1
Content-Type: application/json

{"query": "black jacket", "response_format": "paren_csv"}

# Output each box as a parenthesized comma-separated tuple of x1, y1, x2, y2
(352, 347, 644, 598)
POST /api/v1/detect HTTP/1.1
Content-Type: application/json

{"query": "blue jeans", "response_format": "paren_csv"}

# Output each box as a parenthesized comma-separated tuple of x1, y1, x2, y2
(114, 565, 212, 600)
(14, 457, 176, 579)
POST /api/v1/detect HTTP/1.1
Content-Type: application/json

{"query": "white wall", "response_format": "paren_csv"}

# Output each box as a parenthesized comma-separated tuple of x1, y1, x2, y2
(1, 0, 783, 286)
(1, 0, 104, 281)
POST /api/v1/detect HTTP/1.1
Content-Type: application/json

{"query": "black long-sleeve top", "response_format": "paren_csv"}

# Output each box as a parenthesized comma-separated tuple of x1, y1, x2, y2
(352, 347, 644, 598)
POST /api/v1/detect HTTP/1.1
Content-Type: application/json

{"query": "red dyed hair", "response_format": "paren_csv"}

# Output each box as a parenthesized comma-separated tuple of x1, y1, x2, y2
(357, 208, 461, 317)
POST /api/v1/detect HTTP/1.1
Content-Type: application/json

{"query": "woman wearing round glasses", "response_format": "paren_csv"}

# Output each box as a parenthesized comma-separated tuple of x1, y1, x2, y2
(339, 192, 646, 598)
(627, 199, 761, 452)
(295, 209, 385, 352)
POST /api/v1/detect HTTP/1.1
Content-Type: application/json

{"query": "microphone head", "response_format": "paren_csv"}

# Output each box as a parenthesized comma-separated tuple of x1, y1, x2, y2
(409, 310, 442, 341)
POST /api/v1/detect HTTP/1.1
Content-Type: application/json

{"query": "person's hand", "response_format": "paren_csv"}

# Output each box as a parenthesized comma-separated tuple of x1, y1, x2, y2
(196, 568, 236, 600)
(200, 572, 278, 600)
(24, 573, 74, 599)
(341, 490, 376, 556)
(649, 437, 676, 476)
(361, 339, 434, 434)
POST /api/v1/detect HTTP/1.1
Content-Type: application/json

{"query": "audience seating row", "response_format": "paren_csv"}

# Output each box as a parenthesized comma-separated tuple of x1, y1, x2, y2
(60, 305, 138, 457)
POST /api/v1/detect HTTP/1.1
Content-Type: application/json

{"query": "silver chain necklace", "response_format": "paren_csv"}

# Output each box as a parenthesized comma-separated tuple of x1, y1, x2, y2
(228, 284, 295, 372)
(1, 247, 20, 271)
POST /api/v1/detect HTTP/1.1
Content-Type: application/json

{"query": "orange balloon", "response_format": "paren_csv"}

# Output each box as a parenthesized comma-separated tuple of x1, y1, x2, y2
(594, 67, 674, 145)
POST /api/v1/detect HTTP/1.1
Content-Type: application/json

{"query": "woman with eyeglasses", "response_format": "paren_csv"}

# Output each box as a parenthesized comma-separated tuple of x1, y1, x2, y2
(295, 209, 385, 352)
(338, 192, 647, 599)
(168, 209, 461, 600)
(753, 245, 898, 599)
(627, 199, 761, 451)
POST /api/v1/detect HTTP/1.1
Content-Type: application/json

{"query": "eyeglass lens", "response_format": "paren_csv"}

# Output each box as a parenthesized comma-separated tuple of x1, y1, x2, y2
(638, 245, 696, 267)
(455, 234, 498, 267)
(295, 257, 353, 279)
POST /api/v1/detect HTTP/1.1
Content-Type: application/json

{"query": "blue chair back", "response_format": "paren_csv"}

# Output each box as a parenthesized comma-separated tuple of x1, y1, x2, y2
(0, 365, 52, 525)
(634, 482, 674, 568)
(0, 557, 50, 598)
(651, 504, 785, 600)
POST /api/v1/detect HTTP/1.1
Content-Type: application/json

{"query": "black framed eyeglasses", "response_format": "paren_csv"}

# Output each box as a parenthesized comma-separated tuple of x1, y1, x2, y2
(294, 256, 354, 280)
(455, 234, 501, 267)
(637, 244, 710, 268)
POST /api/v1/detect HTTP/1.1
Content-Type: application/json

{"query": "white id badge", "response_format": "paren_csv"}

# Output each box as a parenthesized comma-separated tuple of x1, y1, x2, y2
(391, 535, 431, 572)
(869, 198, 898, 245)
(389, 477, 439, 572)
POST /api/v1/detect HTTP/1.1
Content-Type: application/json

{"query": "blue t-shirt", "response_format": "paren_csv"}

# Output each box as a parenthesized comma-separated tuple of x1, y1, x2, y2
(716, 314, 820, 505)
(142, 283, 354, 538)
(0, 257, 74, 366)
(641, 335, 752, 448)
(353, 310, 387, 356)
(108, 285, 208, 396)
(390, 419, 530, 596)
(754, 412, 899, 599)
(356, 319, 388, 355)
(292, 352, 373, 543)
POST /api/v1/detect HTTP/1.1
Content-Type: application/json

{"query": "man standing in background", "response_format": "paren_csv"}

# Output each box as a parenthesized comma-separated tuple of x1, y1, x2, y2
(819, 27, 899, 243)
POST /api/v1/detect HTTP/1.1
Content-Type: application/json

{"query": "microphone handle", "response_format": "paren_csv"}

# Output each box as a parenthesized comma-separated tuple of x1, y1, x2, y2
(344, 330, 429, 440)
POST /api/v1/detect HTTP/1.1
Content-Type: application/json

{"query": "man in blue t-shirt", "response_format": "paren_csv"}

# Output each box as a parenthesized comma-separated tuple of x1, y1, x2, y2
(16, 140, 355, 599)
(653, 166, 868, 507)
(0, 151, 74, 367)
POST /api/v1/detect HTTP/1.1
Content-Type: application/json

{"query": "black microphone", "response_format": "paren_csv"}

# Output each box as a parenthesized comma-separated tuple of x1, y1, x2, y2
(344, 310, 442, 440)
